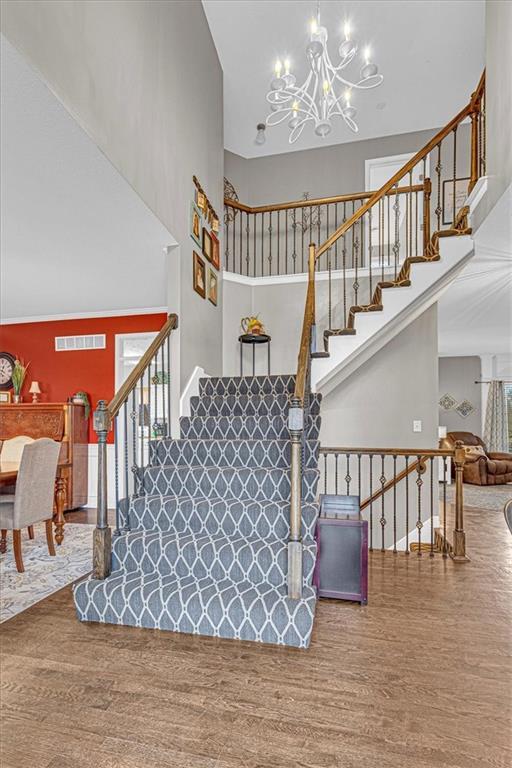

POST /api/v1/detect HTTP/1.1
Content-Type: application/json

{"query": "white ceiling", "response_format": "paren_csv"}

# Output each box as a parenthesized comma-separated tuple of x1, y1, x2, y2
(203, 0, 485, 158)
(0, 36, 175, 322)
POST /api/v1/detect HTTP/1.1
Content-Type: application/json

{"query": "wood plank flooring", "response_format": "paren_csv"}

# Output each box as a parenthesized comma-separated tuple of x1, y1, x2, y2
(1, 504, 511, 768)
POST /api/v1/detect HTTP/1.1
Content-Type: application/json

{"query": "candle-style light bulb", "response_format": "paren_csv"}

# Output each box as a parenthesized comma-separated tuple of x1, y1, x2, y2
(292, 100, 299, 117)
(343, 21, 351, 40)
(345, 89, 351, 107)
(323, 80, 330, 94)
(363, 46, 371, 64)
(275, 59, 282, 77)
(284, 59, 291, 76)
(311, 17, 318, 35)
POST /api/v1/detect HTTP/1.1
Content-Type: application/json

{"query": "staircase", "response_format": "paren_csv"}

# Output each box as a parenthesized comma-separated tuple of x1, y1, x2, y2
(74, 374, 321, 648)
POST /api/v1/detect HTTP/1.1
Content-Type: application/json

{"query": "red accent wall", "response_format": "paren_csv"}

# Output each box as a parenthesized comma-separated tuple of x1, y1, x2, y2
(0, 313, 167, 442)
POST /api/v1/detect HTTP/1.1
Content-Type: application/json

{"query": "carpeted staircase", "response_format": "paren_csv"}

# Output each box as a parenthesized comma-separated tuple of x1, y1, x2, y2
(74, 375, 321, 648)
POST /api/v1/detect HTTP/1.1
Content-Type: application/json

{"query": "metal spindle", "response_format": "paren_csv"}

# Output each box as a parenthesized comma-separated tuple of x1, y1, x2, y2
(442, 456, 448, 557)
(114, 415, 120, 534)
(430, 456, 435, 556)
(393, 454, 397, 553)
(452, 126, 458, 227)
(324, 452, 328, 495)
(123, 401, 129, 504)
(131, 389, 138, 494)
(369, 454, 373, 551)
(436, 143, 442, 231)
(380, 454, 386, 552)
(334, 452, 339, 495)
(416, 457, 423, 555)
(405, 456, 410, 555)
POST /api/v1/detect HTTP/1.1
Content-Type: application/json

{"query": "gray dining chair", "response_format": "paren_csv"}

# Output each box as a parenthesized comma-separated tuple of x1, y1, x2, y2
(0, 438, 61, 573)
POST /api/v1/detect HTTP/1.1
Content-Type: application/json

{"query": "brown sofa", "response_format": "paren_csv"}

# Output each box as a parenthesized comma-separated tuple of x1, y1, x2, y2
(445, 431, 512, 486)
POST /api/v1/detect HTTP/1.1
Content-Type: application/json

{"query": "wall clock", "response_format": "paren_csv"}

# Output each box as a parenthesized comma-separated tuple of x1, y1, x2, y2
(0, 352, 16, 391)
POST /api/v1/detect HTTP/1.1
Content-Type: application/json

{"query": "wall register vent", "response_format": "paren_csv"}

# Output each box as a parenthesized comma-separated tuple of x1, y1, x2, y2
(55, 334, 106, 351)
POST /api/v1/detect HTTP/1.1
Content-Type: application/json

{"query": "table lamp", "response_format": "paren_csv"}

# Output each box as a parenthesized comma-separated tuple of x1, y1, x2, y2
(29, 381, 41, 403)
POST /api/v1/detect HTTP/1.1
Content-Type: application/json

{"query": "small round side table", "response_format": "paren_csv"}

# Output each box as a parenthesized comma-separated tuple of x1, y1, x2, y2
(238, 333, 271, 376)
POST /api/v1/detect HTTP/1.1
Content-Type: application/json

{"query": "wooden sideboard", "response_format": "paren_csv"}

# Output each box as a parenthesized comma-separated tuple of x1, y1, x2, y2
(0, 402, 88, 509)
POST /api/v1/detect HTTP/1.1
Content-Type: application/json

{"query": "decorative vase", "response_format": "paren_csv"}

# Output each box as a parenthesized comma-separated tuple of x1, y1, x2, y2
(13, 394, 22, 404)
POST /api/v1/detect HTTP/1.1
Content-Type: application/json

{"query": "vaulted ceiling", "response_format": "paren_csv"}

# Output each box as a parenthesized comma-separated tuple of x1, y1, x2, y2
(203, 0, 485, 158)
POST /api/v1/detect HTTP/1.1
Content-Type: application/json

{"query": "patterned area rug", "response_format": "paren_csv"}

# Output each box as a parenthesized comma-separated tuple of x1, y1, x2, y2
(442, 483, 512, 511)
(0, 523, 93, 622)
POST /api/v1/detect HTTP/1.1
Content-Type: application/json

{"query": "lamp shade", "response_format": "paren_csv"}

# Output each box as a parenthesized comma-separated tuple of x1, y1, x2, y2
(29, 381, 41, 394)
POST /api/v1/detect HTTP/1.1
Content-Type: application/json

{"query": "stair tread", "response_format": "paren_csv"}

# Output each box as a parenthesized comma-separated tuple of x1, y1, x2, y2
(114, 528, 317, 549)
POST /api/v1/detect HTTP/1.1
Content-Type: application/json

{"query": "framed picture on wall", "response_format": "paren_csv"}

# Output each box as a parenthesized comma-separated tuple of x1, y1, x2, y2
(190, 202, 202, 247)
(210, 232, 220, 271)
(0, 391, 12, 403)
(208, 268, 218, 306)
(193, 251, 206, 298)
(442, 177, 470, 226)
(202, 227, 213, 263)
(196, 189, 206, 214)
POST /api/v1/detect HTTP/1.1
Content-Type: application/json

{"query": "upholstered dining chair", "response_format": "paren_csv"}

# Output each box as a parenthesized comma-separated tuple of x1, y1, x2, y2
(0, 438, 61, 573)
(0, 435, 36, 537)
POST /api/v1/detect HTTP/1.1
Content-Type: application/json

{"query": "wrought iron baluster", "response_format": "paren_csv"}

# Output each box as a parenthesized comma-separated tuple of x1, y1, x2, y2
(293, 207, 297, 274)
(324, 452, 328, 495)
(430, 456, 435, 556)
(261, 213, 264, 277)
(415, 190, 418, 256)
(416, 457, 423, 555)
(146, 364, 151, 493)
(393, 184, 400, 280)
(345, 454, 352, 496)
(405, 455, 410, 555)
(246, 212, 250, 276)
(342, 203, 347, 327)
(435, 143, 442, 231)
(153, 349, 158, 438)
(442, 456, 448, 557)
(357, 453, 361, 504)
(328, 251, 332, 330)
(123, 401, 129, 505)
(268, 211, 273, 275)
(334, 203, 339, 270)
(387, 193, 391, 266)
(368, 207, 373, 301)
(225, 216, 230, 272)
(167, 333, 171, 439)
(369, 454, 373, 551)
(409, 171, 413, 260)
(239, 206, 243, 275)
(285, 209, 289, 274)
(114, 415, 120, 535)
(380, 198, 384, 283)
(232, 208, 236, 274)
(393, 454, 397, 553)
(335, 452, 339, 495)
(277, 210, 280, 275)
(452, 125, 458, 227)
(380, 454, 386, 551)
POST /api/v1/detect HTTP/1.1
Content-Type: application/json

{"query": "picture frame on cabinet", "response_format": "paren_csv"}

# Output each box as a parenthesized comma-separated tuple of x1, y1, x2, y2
(0, 391, 12, 403)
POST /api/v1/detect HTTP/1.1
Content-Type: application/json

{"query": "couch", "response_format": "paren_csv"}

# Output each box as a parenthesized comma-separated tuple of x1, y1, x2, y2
(445, 431, 512, 486)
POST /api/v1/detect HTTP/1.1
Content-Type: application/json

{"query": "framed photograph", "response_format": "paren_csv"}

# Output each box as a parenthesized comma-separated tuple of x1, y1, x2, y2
(196, 189, 206, 213)
(190, 202, 201, 247)
(208, 268, 218, 306)
(212, 216, 220, 233)
(442, 177, 469, 226)
(0, 391, 12, 403)
(193, 251, 206, 298)
(202, 227, 213, 263)
(211, 231, 220, 271)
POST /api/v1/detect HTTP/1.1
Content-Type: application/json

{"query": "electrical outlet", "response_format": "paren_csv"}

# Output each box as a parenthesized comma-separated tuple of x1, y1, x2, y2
(413, 420, 422, 433)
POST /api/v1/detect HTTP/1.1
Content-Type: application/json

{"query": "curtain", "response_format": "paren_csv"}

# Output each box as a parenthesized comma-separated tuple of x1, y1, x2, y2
(484, 381, 508, 452)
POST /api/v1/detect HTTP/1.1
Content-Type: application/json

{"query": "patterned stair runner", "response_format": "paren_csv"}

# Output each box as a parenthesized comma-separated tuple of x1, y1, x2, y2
(73, 375, 321, 648)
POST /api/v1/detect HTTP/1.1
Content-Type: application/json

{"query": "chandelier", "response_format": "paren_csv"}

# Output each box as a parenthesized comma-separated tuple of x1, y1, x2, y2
(265, 2, 383, 144)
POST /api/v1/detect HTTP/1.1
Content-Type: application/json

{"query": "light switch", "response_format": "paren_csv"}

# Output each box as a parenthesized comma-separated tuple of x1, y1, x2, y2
(413, 420, 422, 433)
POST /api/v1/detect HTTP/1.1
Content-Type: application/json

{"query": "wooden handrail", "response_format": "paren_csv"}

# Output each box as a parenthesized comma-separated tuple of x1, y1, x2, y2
(224, 183, 424, 216)
(108, 313, 178, 419)
(316, 70, 484, 259)
(360, 456, 427, 511)
(293, 244, 316, 404)
(320, 446, 455, 458)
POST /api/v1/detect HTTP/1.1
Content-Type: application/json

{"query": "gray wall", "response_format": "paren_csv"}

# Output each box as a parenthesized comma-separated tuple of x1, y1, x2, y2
(439, 356, 482, 436)
(225, 124, 470, 207)
(321, 304, 439, 449)
(1, 0, 224, 390)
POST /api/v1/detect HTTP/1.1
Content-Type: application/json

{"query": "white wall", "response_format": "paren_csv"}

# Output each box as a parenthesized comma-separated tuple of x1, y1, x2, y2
(1, 0, 224, 391)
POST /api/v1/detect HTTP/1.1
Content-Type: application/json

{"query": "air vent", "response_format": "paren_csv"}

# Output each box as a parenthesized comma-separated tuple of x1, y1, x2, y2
(55, 334, 106, 351)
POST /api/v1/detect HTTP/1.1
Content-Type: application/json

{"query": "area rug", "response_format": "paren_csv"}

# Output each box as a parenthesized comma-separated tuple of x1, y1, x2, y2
(0, 523, 93, 622)
(441, 483, 512, 511)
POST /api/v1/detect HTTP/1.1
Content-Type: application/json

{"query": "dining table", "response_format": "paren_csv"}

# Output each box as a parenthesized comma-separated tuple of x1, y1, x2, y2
(0, 459, 69, 553)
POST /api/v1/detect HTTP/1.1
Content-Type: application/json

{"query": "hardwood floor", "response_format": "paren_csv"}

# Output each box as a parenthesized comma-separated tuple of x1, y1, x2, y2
(1, 505, 511, 768)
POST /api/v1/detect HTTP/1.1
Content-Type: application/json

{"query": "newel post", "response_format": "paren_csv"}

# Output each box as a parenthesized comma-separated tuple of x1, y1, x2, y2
(93, 399, 112, 579)
(451, 440, 470, 562)
(288, 398, 303, 599)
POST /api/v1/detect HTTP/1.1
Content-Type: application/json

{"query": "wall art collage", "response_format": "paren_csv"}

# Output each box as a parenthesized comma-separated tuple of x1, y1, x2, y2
(191, 177, 220, 306)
